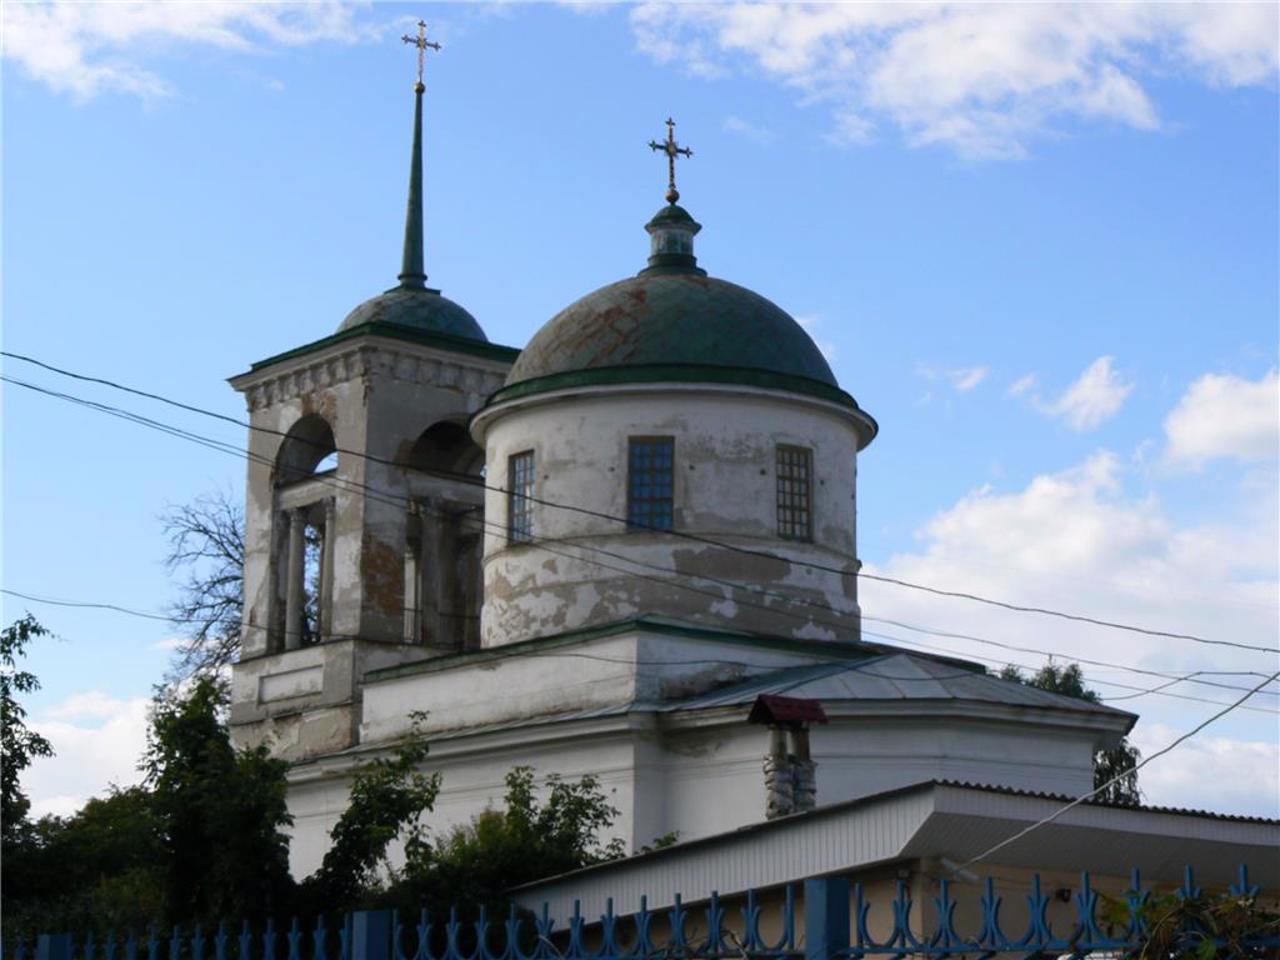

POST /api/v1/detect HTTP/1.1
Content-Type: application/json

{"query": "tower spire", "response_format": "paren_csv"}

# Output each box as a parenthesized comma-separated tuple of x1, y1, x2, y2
(398, 20, 441, 289)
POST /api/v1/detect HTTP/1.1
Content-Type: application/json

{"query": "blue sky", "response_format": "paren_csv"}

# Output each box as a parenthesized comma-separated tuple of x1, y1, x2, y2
(3, 2, 1278, 819)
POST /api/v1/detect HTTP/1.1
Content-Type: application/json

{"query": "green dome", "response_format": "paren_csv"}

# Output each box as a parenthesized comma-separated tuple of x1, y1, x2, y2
(492, 202, 876, 446)
(503, 271, 837, 391)
(338, 285, 487, 341)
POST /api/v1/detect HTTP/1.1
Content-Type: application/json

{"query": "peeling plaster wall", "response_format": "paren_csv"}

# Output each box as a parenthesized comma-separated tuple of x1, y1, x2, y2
(358, 628, 828, 744)
(475, 387, 864, 647)
(229, 638, 434, 757)
(229, 335, 510, 760)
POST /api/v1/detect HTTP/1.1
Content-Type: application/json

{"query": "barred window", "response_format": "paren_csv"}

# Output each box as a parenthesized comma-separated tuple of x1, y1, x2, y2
(508, 450, 535, 543)
(627, 437, 675, 531)
(776, 445, 813, 541)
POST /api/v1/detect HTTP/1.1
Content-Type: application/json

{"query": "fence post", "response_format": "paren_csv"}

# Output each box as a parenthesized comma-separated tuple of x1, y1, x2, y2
(804, 878, 850, 960)
(36, 936, 73, 960)
(350, 911, 394, 960)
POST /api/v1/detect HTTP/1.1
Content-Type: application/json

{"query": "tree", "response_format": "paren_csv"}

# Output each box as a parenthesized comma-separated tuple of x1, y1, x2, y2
(144, 676, 295, 924)
(382, 765, 623, 919)
(161, 489, 245, 678)
(1, 615, 55, 842)
(3, 786, 166, 935)
(1000, 662, 1142, 805)
(300, 716, 440, 910)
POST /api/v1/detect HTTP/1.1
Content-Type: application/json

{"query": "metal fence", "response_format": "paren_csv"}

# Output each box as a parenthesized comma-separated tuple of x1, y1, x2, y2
(8, 865, 1276, 960)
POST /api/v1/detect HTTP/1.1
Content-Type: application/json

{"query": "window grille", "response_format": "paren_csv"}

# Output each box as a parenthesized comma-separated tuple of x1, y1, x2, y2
(627, 437, 675, 531)
(776, 445, 813, 541)
(508, 450, 534, 543)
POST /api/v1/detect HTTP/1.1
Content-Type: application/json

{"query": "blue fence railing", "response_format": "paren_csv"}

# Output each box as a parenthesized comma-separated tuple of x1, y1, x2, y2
(8, 865, 1277, 960)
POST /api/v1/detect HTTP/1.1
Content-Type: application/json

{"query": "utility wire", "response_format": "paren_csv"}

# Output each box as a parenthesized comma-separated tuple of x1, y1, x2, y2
(9, 586, 1278, 715)
(955, 668, 1280, 869)
(7, 350, 1277, 657)
(874, 629, 1279, 715)
(0, 589, 991, 684)
(6, 372, 1279, 700)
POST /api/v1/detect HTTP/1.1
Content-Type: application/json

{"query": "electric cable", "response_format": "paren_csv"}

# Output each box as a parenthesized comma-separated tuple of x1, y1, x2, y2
(954, 668, 1280, 869)
(6, 372, 1279, 700)
(8, 586, 1278, 715)
(7, 351, 1276, 657)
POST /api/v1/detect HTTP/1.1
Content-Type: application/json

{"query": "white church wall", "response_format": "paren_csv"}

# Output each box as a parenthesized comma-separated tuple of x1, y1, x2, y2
(474, 385, 866, 647)
(283, 721, 649, 879)
(281, 675, 1107, 879)
(357, 626, 844, 745)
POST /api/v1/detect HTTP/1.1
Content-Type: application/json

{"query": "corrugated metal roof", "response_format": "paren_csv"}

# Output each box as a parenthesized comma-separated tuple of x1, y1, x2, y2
(930, 779, 1280, 825)
(662, 654, 1133, 718)
(511, 779, 1279, 918)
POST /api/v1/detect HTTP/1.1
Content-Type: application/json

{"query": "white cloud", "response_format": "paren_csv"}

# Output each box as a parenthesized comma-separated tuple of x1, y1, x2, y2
(918, 362, 989, 393)
(25, 692, 150, 818)
(860, 443, 1279, 816)
(723, 115, 774, 144)
(1009, 373, 1038, 397)
(1039, 355, 1133, 431)
(948, 366, 988, 392)
(629, 3, 1279, 159)
(1130, 723, 1280, 818)
(1164, 369, 1279, 468)
(1, 2, 377, 100)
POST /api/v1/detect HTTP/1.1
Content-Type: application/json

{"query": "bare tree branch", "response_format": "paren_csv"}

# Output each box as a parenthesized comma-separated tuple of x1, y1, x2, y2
(160, 488, 245, 680)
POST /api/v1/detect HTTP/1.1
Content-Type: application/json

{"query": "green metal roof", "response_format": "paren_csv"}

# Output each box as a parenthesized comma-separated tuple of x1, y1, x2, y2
(500, 272, 842, 396)
(242, 319, 519, 376)
(337, 285, 487, 340)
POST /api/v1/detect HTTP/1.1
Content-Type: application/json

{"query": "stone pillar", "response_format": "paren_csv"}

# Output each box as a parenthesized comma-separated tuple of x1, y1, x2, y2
(419, 496, 442, 646)
(791, 727, 817, 812)
(320, 498, 336, 641)
(284, 509, 306, 650)
(404, 504, 422, 643)
(764, 725, 794, 819)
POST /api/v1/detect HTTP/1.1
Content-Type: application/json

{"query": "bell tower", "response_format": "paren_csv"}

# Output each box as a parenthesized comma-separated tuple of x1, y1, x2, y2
(228, 32, 518, 760)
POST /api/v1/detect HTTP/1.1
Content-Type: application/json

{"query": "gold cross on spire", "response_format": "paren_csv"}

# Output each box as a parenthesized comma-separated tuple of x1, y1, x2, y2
(649, 117, 693, 204)
(401, 19, 441, 92)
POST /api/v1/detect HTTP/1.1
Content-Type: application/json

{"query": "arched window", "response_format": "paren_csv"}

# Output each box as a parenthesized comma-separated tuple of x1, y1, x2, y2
(276, 414, 337, 485)
(404, 420, 483, 476)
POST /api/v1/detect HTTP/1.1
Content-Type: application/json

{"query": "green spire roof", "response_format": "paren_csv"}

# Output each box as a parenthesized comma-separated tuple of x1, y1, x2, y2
(399, 81, 427, 288)
(335, 75, 487, 342)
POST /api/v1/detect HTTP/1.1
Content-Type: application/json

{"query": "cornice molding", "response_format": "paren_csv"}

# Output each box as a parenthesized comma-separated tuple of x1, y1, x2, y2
(234, 340, 509, 412)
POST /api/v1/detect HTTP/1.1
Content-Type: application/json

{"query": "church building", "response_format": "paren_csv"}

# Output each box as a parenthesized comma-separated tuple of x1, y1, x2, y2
(227, 35, 1276, 904)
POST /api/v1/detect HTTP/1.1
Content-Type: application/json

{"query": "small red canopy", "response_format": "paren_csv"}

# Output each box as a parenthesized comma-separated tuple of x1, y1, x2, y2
(748, 694, 828, 726)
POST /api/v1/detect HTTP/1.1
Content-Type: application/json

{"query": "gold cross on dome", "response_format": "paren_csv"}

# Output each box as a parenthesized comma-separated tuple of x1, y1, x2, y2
(648, 117, 693, 204)
(401, 19, 441, 90)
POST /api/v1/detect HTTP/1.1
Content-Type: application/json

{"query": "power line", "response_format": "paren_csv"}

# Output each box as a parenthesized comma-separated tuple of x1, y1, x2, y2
(10, 583, 1278, 715)
(955, 668, 1280, 869)
(1, 589, 996, 684)
(860, 632, 1280, 716)
(860, 614, 1280, 698)
(6, 370, 1280, 700)
(7, 350, 1276, 657)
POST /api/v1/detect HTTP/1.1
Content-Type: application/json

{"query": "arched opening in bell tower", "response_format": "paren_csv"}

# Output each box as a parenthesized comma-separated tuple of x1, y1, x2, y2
(270, 415, 339, 652)
(402, 419, 485, 651)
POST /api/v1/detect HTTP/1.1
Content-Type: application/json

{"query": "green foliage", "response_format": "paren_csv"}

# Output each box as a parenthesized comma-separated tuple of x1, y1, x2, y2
(999, 662, 1142, 806)
(1100, 889, 1280, 958)
(144, 676, 295, 924)
(374, 764, 622, 919)
(639, 830, 680, 853)
(300, 714, 440, 910)
(3, 786, 166, 934)
(1, 615, 55, 840)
